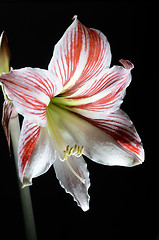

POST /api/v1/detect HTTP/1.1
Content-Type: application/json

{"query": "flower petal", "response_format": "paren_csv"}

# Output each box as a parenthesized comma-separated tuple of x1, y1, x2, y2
(53, 156, 90, 211)
(48, 15, 111, 92)
(0, 68, 62, 126)
(19, 119, 56, 187)
(53, 59, 133, 120)
(50, 105, 144, 166)
(90, 109, 144, 163)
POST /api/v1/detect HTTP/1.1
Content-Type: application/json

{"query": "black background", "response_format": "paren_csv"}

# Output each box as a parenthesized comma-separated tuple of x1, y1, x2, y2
(0, 2, 156, 240)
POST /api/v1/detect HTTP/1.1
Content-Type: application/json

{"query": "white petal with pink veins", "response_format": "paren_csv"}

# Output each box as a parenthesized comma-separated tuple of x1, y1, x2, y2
(0, 68, 62, 126)
(18, 119, 56, 187)
(49, 16, 111, 92)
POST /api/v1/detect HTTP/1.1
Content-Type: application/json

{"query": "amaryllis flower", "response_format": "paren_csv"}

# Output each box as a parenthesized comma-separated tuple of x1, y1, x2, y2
(0, 16, 144, 211)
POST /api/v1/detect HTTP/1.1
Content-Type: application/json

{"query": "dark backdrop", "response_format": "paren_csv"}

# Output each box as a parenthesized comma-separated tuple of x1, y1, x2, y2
(0, 2, 155, 240)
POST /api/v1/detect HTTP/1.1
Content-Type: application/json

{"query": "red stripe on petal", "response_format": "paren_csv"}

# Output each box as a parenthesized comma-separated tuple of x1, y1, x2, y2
(77, 28, 109, 82)
(64, 61, 132, 120)
(49, 17, 111, 92)
(49, 19, 84, 87)
(18, 120, 40, 181)
(0, 68, 62, 126)
(86, 109, 144, 162)
(64, 60, 131, 99)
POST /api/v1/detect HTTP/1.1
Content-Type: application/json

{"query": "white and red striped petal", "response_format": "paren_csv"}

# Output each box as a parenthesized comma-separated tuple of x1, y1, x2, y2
(18, 120, 40, 183)
(57, 60, 133, 120)
(65, 59, 133, 98)
(48, 15, 111, 92)
(19, 119, 56, 186)
(90, 109, 144, 163)
(0, 68, 62, 126)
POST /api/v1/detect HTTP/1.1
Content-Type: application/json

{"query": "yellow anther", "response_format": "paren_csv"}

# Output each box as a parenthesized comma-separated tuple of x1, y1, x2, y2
(74, 144, 78, 154)
(68, 147, 74, 156)
(63, 144, 85, 160)
(63, 144, 85, 184)
(80, 146, 84, 155)
(77, 145, 80, 154)
(66, 145, 70, 152)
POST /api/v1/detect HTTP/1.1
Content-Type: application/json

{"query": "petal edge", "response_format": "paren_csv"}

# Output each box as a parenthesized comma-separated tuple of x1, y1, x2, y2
(53, 156, 90, 211)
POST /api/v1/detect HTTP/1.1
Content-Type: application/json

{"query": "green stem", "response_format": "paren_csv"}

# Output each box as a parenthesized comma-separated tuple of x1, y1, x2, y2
(10, 115, 37, 240)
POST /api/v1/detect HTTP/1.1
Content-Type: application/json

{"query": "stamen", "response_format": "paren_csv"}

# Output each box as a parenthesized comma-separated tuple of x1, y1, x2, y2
(74, 144, 78, 154)
(64, 145, 85, 160)
(63, 144, 85, 184)
(80, 146, 84, 155)
(68, 147, 74, 156)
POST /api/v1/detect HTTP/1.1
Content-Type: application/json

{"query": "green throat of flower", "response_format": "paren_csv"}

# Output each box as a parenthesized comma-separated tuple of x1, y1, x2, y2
(46, 100, 85, 184)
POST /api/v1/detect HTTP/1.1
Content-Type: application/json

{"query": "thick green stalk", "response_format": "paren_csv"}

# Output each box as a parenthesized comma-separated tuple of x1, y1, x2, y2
(10, 115, 37, 240)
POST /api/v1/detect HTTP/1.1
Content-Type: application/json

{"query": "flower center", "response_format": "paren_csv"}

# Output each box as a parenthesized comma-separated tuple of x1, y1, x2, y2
(46, 102, 85, 184)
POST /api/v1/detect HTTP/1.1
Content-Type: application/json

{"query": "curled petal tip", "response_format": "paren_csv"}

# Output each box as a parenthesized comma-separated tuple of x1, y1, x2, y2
(72, 15, 77, 21)
(119, 59, 134, 70)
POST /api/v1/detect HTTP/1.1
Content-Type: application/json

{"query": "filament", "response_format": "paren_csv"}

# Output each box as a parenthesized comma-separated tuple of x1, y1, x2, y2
(63, 145, 85, 184)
